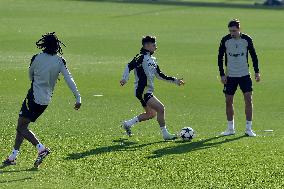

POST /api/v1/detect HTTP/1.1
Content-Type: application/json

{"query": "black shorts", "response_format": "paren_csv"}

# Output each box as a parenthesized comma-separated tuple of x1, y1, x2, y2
(136, 93, 153, 107)
(19, 89, 48, 122)
(223, 75, 253, 95)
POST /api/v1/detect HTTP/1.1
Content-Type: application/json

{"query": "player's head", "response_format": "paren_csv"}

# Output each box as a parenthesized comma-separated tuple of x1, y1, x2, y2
(228, 19, 241, 38)
(142, 35, 157, 53)
(36, 32, 66, 55)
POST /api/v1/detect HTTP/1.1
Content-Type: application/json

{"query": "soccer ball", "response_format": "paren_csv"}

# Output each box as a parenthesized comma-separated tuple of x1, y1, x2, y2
(179, 127, 195, 141)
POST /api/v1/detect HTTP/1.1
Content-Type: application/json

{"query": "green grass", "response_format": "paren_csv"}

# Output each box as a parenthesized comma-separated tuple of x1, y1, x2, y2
(0, 0, 284, 188)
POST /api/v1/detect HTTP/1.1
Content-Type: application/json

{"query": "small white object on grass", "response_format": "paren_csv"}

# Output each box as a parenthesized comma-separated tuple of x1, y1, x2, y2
(93, 94, 103, 97)
(263, 130, 274, 132)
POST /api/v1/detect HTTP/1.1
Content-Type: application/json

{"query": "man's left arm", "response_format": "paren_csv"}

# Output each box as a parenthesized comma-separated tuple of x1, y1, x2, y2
(60, 60, 81, 109)
(155, 65, 184, 85)
(248, 37, 260, 75)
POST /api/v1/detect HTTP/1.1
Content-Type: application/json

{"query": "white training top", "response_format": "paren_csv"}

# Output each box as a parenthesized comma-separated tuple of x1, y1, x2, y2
(29, 52, 81, 105)
(122, 48, 178, 97)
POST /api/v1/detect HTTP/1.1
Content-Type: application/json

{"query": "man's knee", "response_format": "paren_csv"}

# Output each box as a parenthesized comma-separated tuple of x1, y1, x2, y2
(225, 95, 234, 106)
(244, 93, 252, 106)
(245, 97, 252, 106)
(156, 105, 165, 114)
(16, 125, 28, 134)
(17, 117, 30, 133)
(225, 99, 233, 107)
(147, 111, 157, 119)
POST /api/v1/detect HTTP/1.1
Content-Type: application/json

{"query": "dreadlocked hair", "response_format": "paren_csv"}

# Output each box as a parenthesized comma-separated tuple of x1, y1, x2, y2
(36, 32, 66, 55)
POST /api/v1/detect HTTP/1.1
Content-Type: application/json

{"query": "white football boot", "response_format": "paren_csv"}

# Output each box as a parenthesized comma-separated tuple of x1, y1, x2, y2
(245, 129, 256, 137)
(122, 121, 132, 136)
(221, 129, 235, 136)
(162, 131, 177, 140)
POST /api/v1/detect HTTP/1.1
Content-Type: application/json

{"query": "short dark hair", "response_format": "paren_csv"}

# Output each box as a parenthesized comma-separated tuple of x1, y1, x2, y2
(228, 19, 240, 28)
(36, 32, 66, 55)
(142, 35, 156, 45)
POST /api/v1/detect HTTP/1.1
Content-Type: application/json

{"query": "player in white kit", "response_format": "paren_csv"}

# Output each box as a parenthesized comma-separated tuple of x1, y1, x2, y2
(2, 32, 81, 167)
(218, 19, 260, 137)
(120, 36, 185, 140)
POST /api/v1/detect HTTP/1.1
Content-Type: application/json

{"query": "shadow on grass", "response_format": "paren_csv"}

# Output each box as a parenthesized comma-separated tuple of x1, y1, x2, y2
(0, 167, 38, 173)
(0, 177, 33, 184)
(77, 0, 284, 10)
(147, 135, 246, 158)
(65, 138, 164, 160)
(0, 167, 37, 183)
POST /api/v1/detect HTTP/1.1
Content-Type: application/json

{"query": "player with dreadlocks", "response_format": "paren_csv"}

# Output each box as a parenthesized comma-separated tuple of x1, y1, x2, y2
(2, 32, 81, 168)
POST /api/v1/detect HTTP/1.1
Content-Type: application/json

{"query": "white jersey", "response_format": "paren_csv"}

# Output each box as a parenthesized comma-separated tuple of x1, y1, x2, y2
(29, 52, 81, 105)
(218, 33, 259, 77)
(122, 48, 178, 98)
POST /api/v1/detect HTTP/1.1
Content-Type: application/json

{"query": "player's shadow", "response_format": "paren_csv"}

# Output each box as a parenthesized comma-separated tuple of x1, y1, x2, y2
(65, 138, 164, 160)
(0, 167, 38, 174)
(0, 167, 37, 183)
(147, 135, 246, 158)
(0, 177, 33, 184)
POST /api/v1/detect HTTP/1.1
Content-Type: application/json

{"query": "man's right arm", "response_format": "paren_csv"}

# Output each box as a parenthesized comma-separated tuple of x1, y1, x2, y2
(218, 38, 226, 77)
(121, 54, 143, 82)
(29, 54, 37, 81)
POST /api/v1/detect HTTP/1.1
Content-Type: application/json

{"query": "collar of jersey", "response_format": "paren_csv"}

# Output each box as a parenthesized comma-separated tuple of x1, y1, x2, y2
(140, 48, 153, 55)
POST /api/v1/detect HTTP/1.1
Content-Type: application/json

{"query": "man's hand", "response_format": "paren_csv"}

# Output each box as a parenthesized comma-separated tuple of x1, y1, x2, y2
(74, 102, 81, 110)
(120, 79, 127, 86)
(255, 73, 261, 82)
(221, 76, 227, 84)
(176, 78, 185, 86)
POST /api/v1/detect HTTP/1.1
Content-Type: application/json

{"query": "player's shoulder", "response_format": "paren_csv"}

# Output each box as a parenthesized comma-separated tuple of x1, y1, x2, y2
(30, 53, 41, 66)
(56, 54, 67, 65)
(31, 54, 38, 62)
(221, 34, 232, 42)
(241, 33, 253, 41)
(134, 50, 147, 63)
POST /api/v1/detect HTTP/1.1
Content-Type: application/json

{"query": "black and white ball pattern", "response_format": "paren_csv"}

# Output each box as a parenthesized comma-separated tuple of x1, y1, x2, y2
(179, 127, 195, 141)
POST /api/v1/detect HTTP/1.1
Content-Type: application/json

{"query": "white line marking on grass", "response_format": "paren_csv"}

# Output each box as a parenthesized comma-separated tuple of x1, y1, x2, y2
(263, 130, 273, 132)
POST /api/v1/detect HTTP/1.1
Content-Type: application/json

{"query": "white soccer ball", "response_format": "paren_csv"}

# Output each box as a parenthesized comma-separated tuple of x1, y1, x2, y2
(179, 127, 195, 141)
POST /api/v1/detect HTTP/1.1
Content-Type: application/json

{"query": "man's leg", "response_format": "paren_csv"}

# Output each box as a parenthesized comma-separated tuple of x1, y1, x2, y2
(125, 106, 156, 126)
(221, 76, 238, 136)
(6, 117, 33, 162)
(122, 106, 157, 136)
(146, 96, 165, 128)
(240, 75, 256, 136)
(16, 117, 41, 147)
(4, 117, 44, 164)
(146, 96, 176, 140)
(221, 94, 236, 136)
(138, 106, 157, 122)
(226, 94, 234, 123)
(244, 92, 253, 122)
(14, 131, 24, 151)
(16, 116, 50, 167)
(243, 92, 256, 136)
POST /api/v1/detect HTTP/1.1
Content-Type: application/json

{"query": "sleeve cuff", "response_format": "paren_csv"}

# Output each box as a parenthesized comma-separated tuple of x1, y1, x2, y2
(76, 95, 81, 104)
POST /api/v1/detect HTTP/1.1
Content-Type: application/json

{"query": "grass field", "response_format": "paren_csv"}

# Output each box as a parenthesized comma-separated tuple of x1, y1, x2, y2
(0, 0, 284, 188)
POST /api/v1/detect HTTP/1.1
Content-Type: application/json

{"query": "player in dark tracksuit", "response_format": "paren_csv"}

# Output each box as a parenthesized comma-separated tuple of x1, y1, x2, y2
(218, 19, 260, 137)
(120, 36, 185, 140)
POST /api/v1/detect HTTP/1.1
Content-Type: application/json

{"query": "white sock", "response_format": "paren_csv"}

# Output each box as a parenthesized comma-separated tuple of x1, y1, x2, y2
(228, 120, 234, 130)
(126, 116, 139, 127)
(8, 149, 19, 160)
(36, 143, 45, 152)
(161, 127, 168, 134)
(246, 121, 252, 130)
